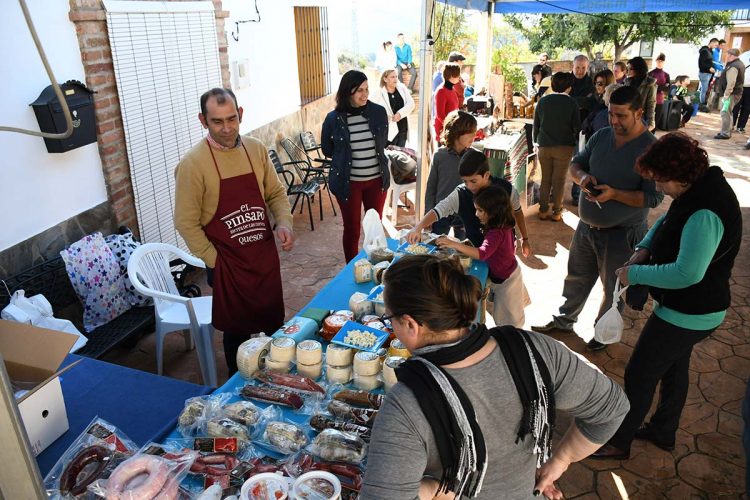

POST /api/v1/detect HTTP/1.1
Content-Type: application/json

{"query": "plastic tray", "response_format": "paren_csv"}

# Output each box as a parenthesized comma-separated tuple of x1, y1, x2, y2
(330, 320, 390, 353)
(365, 284, 385, 304)
(396, 241, 436, 255)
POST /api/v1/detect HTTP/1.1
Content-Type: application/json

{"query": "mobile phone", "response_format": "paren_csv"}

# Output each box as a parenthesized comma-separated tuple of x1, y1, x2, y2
(583, 180, 602, 197)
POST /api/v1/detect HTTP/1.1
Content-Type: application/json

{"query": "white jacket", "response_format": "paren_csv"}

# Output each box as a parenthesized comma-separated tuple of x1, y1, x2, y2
(377, 82, 415, 141)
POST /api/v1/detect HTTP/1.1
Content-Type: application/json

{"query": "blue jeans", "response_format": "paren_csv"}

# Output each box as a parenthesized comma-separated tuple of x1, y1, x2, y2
(553, 222, 646, 329)
(698, 72, 713, 105)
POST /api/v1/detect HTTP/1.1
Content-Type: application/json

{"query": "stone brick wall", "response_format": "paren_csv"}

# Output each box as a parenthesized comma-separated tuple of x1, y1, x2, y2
(67, 0, 231, 239)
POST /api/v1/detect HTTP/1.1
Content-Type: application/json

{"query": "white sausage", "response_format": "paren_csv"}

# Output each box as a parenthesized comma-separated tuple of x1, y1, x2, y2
(106, 455, 169, 500)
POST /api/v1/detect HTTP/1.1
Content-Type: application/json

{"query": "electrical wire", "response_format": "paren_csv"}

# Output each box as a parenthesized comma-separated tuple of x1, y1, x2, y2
(0, 0, 73, 138)
(434, 0, 449, 44)
(231, 0, 261, 42)
(531, 0, 748, 28)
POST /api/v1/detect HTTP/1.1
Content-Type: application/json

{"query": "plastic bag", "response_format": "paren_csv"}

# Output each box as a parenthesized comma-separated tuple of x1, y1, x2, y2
(1, 290, 88, 353)
(177, 393, 232, 437)
(44, 417, 138, 499)
(307, 429, 367, 465)
(260, 421, 310, 455)
(594, 279, 628, 345)
(362, 209, 387, 259)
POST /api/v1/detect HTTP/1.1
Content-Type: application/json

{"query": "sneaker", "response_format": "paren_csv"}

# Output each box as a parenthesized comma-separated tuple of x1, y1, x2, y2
(530, 320, 573, 335)
(634, 424, 675, 451)
(551, 211, 562, 222)
(738, 128, 746, 133)
(586, 339, 607, 351)
(714, 133, 731, 140)
(538, 209, 551, 220)
(699, 105, 709, 113)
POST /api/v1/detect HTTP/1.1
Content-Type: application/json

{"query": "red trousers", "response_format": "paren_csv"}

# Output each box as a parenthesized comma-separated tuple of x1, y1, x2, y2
(336, 178, 388, 262)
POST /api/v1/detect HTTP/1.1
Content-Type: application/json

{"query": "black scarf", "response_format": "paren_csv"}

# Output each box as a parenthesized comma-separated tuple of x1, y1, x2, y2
(395, 324, 555, 498)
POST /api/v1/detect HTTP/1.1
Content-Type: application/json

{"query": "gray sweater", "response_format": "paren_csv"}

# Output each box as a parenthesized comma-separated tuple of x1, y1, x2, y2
(573, 127, 663, 228)
(532, 93, 581, 147)
(425, 147, 464, 212)
(360, 332, 630, 500)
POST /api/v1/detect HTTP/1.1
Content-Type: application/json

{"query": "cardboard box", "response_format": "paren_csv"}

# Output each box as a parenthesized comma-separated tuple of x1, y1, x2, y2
(0, 320, 78, 455)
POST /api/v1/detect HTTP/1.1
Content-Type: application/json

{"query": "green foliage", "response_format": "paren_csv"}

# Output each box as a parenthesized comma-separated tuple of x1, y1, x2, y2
(338, 51, 368, 74)
(431, 5, 477, 63)
(491, 45, 527, 93)
(506, 11, 732, 61)
(492, 21, 536, 63)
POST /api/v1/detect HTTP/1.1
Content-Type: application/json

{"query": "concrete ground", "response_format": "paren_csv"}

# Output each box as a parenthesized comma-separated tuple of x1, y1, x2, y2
(101, 108, 750, 498)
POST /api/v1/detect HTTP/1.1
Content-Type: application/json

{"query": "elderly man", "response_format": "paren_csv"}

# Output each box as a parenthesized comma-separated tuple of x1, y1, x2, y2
(532, 86, 664, 351)
(569, 54, 595, 203)
(715, 48, 746, 140)
(698, 38, 719, 110)
(174, 88, 295, 375)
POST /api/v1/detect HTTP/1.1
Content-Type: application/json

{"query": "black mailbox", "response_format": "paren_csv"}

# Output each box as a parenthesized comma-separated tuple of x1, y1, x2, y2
(29, 80, 97, 153)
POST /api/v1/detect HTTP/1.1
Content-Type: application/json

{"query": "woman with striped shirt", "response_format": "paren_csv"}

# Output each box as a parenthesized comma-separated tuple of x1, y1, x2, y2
(322, 70, 391, 262)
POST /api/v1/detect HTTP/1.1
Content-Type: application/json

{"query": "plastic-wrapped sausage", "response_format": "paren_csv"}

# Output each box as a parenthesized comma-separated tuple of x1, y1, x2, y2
(310, 415, 371, 442)
(60, 444, 113, 496)
(309, 429, 367, 464)
(240, 384, 304, 410)
(327, 400, 378, 427)
(332, 389, 383, 409)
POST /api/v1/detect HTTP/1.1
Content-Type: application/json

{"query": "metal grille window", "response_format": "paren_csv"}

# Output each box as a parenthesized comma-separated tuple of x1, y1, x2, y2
(104, 0, 222, 248)
(293, 6, 331, 105)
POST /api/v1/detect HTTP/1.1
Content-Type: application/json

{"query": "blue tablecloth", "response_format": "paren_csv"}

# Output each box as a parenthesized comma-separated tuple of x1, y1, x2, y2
(164, 240, 488, 443)
(36, 354, 212, 476)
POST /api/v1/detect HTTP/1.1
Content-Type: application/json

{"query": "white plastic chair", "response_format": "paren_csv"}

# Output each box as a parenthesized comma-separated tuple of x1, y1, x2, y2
(127, 243, 217, 386)
(387, 181, 416, 226)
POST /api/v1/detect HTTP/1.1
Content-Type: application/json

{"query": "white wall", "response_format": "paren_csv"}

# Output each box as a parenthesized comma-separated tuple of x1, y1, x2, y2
(0, 0, 108, 251)
(224, 0, 340, 133)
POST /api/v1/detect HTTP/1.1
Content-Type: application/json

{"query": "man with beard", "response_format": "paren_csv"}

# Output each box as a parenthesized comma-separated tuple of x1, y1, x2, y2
(532, 86, 663, 351)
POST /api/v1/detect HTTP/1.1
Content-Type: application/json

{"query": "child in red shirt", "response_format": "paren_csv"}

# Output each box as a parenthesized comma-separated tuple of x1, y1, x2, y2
(437, 185, 530, 327)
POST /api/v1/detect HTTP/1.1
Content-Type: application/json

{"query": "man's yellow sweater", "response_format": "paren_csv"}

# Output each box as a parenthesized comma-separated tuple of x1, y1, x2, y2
(174, 136, 293, 268)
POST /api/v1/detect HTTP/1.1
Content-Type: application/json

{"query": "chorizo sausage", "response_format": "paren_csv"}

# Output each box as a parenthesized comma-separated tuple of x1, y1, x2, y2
(60, 444, 113, 496)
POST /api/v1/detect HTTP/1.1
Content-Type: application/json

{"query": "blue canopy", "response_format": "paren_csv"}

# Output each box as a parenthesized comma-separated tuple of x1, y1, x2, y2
(444, 0, 750, 14)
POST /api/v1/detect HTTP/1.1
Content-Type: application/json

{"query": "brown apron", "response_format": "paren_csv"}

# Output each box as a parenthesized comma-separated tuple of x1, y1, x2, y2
(203, 139, 284, 334)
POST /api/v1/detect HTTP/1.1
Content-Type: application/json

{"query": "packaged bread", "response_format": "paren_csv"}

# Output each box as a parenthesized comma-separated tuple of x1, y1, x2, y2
(354, 258, 373, 283)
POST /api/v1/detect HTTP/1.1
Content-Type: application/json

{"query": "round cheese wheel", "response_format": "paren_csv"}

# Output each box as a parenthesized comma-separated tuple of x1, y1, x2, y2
(374, 302, 386, 317)
(265, 356, 291, 373)
(236, 336, 272, 379)
(321, 314, 349, 341)
(353, 351, 381, 377)
(326, 364, 352, 384)
(271, 337, 296, 362)
(354, 374, 382, 391)
(296, 360, 323, 379)
(325, 344, 354, 366)
(382, 356, 405, 387)
(296, 340, 323, 365)
(334, 310, 355, 321)
(388, 339, 410, 358)
(361, 315, 380, 325)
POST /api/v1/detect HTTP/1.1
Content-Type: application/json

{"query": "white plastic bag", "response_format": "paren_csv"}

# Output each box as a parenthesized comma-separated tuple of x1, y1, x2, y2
(594, 279, 628, 345)
(1, 290, 88, 353)
(362, 208, 387, 258)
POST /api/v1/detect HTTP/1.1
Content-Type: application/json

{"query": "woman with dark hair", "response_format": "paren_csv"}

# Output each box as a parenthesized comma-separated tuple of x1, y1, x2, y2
(581, 69, 615, 141)
(321, 70, 390, 262)
(593, 133, 742, 460)
(530, 64, 545, 101)
(361, 254, 630, 499)
(625, 56, 658, 131)
(434, 62, 462, 142)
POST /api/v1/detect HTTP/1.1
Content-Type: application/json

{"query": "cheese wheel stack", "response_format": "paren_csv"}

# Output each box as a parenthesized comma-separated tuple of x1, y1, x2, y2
(325, 344, 354, 384)
(265, 337, 295, 373)
(296, 340, 323, 379)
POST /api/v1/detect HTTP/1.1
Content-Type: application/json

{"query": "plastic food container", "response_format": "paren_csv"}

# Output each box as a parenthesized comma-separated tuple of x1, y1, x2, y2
(292, 470, 341, 500)
(241, 472, 289, 500)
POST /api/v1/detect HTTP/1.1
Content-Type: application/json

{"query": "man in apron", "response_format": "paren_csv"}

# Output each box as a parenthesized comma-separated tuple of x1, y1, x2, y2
(175, 88, 294, 376)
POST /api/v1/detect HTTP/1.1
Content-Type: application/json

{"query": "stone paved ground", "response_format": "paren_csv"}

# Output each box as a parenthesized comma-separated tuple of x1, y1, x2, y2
(102, 109, 749, 498)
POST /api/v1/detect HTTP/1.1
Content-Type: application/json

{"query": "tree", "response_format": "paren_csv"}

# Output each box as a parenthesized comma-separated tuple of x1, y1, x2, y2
(506, 11, 731, 61)
(431, 5, 477, 63)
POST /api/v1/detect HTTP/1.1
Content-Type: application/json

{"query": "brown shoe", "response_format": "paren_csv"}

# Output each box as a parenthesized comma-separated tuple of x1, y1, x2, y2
(550, 211, 562, 222)
(590, 443, 629, 460)
(538, 209, 551, 220)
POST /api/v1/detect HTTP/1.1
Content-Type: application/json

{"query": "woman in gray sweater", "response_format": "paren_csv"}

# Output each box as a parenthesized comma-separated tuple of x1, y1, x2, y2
(361, 255, 629, 499)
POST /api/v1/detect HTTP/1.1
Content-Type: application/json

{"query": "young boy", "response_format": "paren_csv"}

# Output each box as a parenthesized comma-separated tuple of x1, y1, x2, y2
(673, 75, 694, 127)
(406, 149, 531, 257)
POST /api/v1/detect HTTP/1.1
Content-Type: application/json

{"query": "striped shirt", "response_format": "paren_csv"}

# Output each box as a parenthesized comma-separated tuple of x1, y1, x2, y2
(347, 114, 382, 181)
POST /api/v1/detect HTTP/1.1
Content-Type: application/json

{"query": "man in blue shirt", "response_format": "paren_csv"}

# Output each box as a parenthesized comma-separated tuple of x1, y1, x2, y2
(395, 33, 417, 92)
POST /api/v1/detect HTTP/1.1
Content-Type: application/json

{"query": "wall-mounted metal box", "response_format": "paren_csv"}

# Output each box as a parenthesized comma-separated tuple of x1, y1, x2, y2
(29, 80, 96, 153)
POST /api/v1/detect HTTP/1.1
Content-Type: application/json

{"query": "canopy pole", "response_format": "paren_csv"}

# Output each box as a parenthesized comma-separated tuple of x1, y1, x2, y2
(415, 0, 434, 222)
(475, 1, 494, 92)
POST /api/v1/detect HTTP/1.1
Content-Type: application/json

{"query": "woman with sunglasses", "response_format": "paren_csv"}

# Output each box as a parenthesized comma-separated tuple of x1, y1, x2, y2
(361, 255, 630, 499)
(582, 69, 615, 141)
(625, 57, 658, 132)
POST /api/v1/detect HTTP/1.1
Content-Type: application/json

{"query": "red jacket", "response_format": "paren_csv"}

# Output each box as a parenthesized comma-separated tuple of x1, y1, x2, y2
(434, 85, 459, 141)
